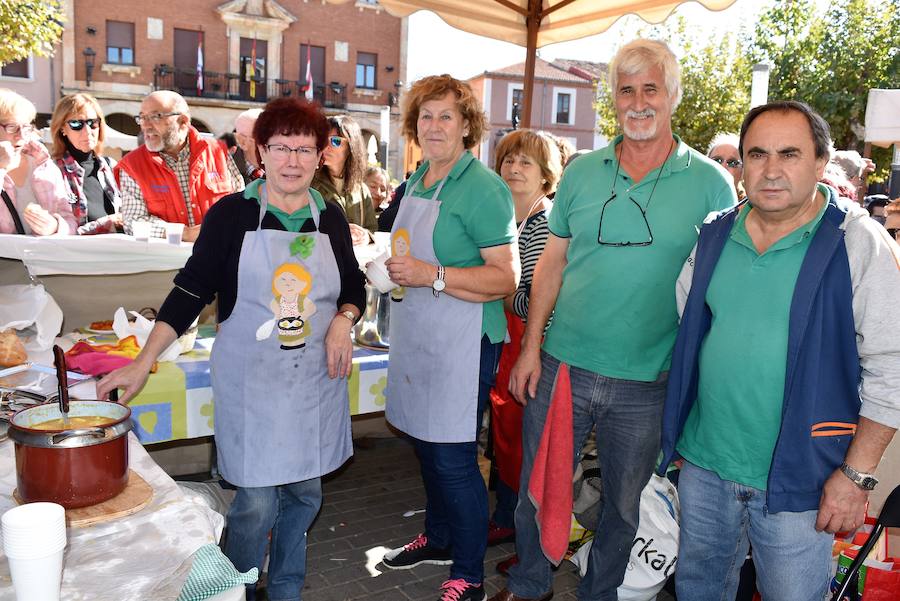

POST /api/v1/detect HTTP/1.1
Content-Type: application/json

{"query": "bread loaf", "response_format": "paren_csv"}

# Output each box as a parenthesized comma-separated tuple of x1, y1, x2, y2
(0, 329, 27, 367)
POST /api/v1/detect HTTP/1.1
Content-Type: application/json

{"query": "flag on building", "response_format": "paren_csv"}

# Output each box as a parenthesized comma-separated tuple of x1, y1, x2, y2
(304, 42, 314, 102)
(249, 38, 257, 99)
(196, 31, 204, 96)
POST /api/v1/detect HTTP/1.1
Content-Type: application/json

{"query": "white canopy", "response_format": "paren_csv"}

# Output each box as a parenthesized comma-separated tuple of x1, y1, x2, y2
(865, 89, 900, 147)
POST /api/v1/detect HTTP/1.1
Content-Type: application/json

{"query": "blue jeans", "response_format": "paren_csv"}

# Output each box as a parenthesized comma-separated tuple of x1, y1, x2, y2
(676, 461, 833, 601)
(413, 335, 501, 584)
(508, 351, 666, 601)
(223, 478, 323, 601)
(492, 478, 518, 529)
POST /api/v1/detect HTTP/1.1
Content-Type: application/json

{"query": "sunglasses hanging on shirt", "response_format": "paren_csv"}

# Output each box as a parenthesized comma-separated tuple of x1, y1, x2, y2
(67, 118, 101, 131)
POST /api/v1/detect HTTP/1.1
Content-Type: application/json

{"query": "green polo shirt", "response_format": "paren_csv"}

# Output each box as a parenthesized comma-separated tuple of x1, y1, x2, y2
(244, 179, 327, 232)
(409, 151, 516, 343)
(676, 191, 829, 490)
(543, 135, 736, 380)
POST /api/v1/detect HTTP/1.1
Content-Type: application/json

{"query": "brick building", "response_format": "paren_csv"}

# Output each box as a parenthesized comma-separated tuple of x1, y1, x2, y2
(53, 0, 408, 175)
(467, 57, 609, 168)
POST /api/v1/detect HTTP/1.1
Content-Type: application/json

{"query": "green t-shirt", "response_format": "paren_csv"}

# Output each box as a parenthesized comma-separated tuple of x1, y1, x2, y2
(244, 179, 327, 233)
(543, 135, 736, 380)
(676, 191, 829, 490)
(408, 152, 516, 343)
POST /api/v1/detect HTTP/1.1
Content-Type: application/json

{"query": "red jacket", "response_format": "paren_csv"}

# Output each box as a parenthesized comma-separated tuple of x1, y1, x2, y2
(114, 127, 235, 225)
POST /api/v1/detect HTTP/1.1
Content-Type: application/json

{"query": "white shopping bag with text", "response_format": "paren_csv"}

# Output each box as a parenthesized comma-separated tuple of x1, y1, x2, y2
(569, 473, 680, 601)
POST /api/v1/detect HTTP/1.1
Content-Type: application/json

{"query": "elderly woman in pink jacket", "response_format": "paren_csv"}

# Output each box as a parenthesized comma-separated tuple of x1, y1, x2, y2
(0, 89, 76, 235)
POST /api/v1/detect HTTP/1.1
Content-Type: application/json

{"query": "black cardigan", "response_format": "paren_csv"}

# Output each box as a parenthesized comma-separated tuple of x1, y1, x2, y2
(157, 191, 367, 334)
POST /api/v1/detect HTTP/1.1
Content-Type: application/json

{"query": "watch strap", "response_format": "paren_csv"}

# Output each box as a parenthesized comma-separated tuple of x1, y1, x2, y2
(337, 310, 356, 324)
(840, 462, 878, 490)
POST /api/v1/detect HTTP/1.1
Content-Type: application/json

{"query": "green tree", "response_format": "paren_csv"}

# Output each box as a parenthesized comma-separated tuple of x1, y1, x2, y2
(0, 0, 64, 66)
(749, 0, 900, 179)
(595, 19, 751, 153)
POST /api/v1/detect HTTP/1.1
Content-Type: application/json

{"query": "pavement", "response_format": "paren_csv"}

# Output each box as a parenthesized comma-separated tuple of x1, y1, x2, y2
(219, 434, 677, 601)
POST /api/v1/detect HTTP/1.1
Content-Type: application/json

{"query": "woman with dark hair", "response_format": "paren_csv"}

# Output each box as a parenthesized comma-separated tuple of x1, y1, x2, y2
(98, 97, 366, 601)
(312, 114, 377, 245)
(50, 92, 123, 234)
(379, 74, 517, 601)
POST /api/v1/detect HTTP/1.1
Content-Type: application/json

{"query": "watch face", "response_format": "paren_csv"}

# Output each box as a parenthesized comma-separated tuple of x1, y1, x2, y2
(433, 279, 446, 291)
(861, 476, 877, 490)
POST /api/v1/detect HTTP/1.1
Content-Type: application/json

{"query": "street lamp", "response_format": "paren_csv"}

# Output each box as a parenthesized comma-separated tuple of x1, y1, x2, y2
(83, 47, 97, 87)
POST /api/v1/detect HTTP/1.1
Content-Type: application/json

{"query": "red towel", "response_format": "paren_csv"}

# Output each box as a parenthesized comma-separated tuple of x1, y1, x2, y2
(527, 362, 573, 565)
(489, 309, 526, 491)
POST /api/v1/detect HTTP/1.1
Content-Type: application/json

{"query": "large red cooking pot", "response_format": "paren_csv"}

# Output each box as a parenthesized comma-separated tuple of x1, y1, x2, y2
(8, 400, 132, 509)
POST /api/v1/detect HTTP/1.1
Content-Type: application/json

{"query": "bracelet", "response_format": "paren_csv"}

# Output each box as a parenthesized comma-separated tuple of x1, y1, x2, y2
(336, 310, 356, 324)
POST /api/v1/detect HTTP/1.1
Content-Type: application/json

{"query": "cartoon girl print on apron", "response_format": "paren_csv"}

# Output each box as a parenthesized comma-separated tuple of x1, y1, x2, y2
(390, 227, 410, 302)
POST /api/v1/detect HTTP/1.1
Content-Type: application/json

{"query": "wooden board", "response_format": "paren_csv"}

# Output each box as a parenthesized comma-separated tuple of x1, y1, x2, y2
(14, 469, 153, 527)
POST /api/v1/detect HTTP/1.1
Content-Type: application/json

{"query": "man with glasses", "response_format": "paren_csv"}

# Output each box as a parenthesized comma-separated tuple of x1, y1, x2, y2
(660, 101, 900, 600)
(493, 39, 735, 601)
(707, 132, 744, 199)
(233, 108, 264, 184)
(114, 91, 243, 242)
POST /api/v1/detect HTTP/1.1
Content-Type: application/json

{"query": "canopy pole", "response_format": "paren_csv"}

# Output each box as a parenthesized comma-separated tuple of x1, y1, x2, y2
(520, 0, 541, 129)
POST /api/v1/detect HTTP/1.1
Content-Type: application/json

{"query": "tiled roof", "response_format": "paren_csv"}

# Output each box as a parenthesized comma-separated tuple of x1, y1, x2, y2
(478, 57, 590, 84)
(551, 58, 607, 81)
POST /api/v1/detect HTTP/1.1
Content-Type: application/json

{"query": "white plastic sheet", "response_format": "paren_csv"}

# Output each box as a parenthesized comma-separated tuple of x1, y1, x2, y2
(0, 434, 225, 601)
(0, 284, 63, 351)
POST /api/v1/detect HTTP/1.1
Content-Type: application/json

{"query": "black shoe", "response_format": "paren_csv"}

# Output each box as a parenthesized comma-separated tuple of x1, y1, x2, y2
(382, 533, 452, 569)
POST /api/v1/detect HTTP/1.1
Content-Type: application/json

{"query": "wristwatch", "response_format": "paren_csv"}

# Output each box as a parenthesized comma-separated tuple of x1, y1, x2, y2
(336, 310, 356, 324)
(840, 462, 878, 490)
(432, 265, 446, 298)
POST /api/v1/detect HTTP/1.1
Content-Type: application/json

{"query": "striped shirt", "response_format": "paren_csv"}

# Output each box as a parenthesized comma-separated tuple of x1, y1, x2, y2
(513, 209, 550, 319)
(120, 143, 244, 238)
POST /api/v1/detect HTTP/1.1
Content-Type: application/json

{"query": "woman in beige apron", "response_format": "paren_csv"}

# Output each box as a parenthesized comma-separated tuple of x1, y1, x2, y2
(98, 99, 366, 601)
(378, 75, 517, 601)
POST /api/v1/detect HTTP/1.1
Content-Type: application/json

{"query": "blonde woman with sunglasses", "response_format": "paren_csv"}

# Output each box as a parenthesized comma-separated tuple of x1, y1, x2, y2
(0, 89, 76, 236)
(312, 114, 377, 245)
(50, 93, 123, 234)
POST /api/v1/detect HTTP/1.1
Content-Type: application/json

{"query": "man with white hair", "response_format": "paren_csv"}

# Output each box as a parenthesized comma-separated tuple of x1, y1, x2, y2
(492, 39, 735, 601)
(233, 107, 264, 183)
(115, 90, 244, 242)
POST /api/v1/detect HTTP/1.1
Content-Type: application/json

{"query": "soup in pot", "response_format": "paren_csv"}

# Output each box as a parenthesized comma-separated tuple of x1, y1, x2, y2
(31, 416, 116, 430)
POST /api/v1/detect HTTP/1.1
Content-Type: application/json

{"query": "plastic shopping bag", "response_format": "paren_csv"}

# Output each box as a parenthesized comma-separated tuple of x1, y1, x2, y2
(831, 549, 900, 601)
(569, 473, 679, 601)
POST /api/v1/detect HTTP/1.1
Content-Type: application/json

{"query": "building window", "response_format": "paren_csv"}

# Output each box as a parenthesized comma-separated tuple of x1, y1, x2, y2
(356, 52, 376, 89)
(106, 21, 135, 65)
(1, 58, 30, 79)
(511, 88, 524, 121)
(552, 87, 577, 125)
(555, 93, 571, 124)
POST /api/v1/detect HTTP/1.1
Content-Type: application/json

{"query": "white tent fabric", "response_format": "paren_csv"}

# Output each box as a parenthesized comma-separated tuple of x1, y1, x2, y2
(40, 125, 138, 151)
(328, 0, 736, 48)
(865, 89, 900, 147)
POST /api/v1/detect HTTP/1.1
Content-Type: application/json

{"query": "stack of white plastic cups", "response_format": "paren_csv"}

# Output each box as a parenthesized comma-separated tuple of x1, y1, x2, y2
(1, 502, 67, 601)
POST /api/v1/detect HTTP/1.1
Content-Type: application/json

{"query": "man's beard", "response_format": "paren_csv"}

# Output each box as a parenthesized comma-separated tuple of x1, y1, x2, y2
(146, 126, 183, 153)
(622, 109, 658, 141)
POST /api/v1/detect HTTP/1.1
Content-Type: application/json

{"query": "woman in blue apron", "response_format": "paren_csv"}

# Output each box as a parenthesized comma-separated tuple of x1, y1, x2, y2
(98, 98, 366, 601)
(379, 75, 518, 601)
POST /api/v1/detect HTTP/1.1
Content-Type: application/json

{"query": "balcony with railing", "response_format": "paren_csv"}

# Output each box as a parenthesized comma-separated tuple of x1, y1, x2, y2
(153, 65, 347, 109)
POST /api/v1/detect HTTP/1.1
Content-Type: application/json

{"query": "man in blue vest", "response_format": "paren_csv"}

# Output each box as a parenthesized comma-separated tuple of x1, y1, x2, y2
(660, 100, 900, 600)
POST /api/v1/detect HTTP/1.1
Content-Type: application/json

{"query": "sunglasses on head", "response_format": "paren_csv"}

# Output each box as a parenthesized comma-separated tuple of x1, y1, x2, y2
(67, 118, 101, 131)
(711, 156, 742, 169)
(329, 135, 346, 148)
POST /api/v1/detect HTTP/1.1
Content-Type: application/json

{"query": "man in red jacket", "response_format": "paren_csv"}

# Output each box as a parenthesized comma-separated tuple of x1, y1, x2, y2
(116, 91, 244, 241)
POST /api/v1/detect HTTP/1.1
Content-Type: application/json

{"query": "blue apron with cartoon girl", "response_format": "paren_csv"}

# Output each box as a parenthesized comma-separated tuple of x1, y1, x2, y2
(386, 168, 482, 443)
(210, 186, 352, 487)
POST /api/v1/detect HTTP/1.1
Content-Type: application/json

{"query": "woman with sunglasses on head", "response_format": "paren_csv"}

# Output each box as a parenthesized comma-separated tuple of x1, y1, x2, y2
(0, 89, 76, 236)
(312, 114, 377, 245)
(707, 133, 746, 200)
(50, 93, 123, 235)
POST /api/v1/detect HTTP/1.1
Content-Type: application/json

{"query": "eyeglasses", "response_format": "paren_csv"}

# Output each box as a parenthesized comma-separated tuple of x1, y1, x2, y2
(67, 118, 101, 131)
(597, 192, 654, 246)
(0, 122, 35, 136)
(265, 143, 317, 161)
(134, 112, 181, 125)
(711, 156, 742, 169)
(328, 135, 346, 148)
